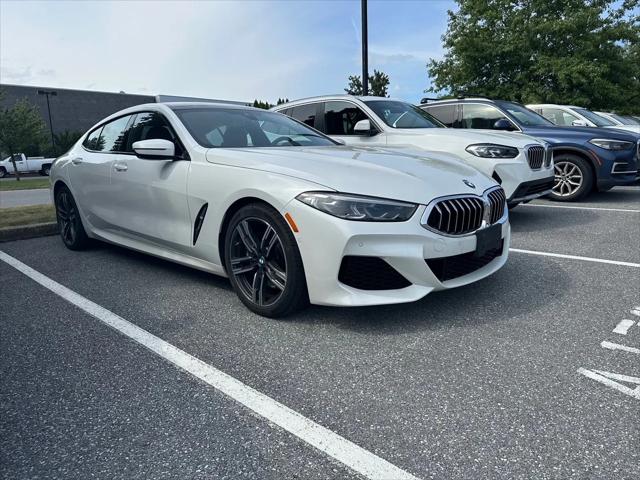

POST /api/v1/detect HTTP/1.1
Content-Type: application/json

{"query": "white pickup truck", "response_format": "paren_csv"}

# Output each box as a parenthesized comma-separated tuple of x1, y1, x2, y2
(0, 154, 56, 178)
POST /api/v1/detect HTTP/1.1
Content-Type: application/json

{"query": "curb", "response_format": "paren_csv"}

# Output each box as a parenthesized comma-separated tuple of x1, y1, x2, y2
(0, 222, 58, 242)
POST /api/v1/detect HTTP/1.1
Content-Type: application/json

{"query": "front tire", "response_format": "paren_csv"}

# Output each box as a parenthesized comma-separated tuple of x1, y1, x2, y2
(41, 164, 51, 176)
(54, 185, 90, 250)
(548, 154, 593, 201)
(0, 167, 7, 178)
(224, 203, 308, 318)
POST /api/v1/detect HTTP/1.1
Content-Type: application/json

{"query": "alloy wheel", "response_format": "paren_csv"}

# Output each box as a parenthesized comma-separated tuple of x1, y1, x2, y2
(229, 218, 287, 307)
(56, 190, 78, 245)
(553, 161, 583, 197)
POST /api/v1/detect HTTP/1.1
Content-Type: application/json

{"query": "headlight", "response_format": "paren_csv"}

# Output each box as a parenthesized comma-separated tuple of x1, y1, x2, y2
(588, 138, 634, 151)
(296, 192, 417, 221)
(465, 144, 519, 158)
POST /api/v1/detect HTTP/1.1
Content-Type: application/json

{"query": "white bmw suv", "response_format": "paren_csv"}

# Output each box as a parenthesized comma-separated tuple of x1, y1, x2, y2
(273, 96, 554, 207)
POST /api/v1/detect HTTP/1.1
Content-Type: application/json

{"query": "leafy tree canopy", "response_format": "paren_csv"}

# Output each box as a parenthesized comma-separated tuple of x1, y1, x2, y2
(345, 69, 391, 97)
(427, 0, 640, 113)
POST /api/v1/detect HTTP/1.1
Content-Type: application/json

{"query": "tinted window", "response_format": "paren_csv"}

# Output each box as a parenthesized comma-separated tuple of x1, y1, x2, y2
(364, 100, 442, 129)
(173, 107, 336, 148)
(127, 112, 176, 148)
(98, 116, 132, 152)
(461, 104, 514, 129)
(497, 101, 553, 127)
(83, 126, 104, 151)
(289, 104, 317, 128)
(540, 108, 579, 126)
(422, 105, 456, 127)
(574, 108, 615, 127)
(323, 101, 369, 135)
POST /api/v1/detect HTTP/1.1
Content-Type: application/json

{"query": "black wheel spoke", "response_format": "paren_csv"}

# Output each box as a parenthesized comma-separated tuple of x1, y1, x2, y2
(260, 225, 278, 256)
(251, 270, 265, 305)
(238, 220, 259, 256)
(265, 262, 286, 291)
(231, 256, 257, 275)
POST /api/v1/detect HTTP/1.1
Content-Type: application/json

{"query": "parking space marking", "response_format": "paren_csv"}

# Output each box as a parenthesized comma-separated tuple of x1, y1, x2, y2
(613, 319, 636, 335)
(0, 250, 420, 480)
(522, 204, 640, 213)
(509, 248, 640, 268)
(577, 368, 640, 400)
(600, 341, 640, 354)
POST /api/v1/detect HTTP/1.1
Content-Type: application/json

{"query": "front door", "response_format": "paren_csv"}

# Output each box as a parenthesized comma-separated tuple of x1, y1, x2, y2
(106, 111, 192, 250)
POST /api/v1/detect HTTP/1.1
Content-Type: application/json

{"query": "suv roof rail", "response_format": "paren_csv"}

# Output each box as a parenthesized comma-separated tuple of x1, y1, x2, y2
(419, 97, 441, 104)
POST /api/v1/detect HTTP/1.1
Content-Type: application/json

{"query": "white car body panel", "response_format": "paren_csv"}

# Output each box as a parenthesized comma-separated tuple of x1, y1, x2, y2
(0, 154, 55, 175)
(51, 102, 510, 308)
(272, 96, 554, 203)
(593, 112, 640, 134)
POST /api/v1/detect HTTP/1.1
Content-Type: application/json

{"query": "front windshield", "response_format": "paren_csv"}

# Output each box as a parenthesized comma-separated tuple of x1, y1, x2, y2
(363, 100, 444, 128)
(172, 107, 337, 148)
(611, 114, 640, 125)
(574, 108, 615, 127)
(498, 101, 554, 127)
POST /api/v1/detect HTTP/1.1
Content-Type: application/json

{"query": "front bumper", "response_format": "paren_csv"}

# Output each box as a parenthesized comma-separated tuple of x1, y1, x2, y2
(283, 200, 510, 307)
(488, 154, 554, 200)
(507, 176, 555, 204)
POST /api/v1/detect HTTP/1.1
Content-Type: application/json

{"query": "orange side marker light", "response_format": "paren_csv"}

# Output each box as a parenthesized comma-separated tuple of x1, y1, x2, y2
(284, 212, 299, 233)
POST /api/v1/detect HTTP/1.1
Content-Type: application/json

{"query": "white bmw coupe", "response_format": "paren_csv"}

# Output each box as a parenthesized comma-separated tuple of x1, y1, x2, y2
(51, 103, 510, 317)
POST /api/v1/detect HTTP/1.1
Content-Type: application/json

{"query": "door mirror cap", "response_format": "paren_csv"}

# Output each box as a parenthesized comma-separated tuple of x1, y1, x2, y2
(493, 119, 517, 131)
(571, 119, 589, 127)
(354, 119, 377, 136)
(132, 139, 175, 160)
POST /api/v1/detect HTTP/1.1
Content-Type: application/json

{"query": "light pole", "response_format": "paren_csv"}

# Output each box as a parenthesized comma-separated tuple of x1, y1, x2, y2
(37, 89, 57, 154)
(361, 0, 368, 96)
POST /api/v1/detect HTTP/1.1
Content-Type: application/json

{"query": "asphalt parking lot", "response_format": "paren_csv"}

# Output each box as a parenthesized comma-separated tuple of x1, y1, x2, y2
(1, 187, 639, 480)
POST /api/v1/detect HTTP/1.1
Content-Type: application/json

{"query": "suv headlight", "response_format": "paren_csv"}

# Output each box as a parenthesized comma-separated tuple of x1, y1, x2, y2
(296, 192, 417, 221)
(465, 144, 519, 158)
(588, 138, 635, 151)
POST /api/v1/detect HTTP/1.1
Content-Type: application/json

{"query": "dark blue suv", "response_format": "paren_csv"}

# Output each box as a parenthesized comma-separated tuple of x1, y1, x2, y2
(421, 98, 639, 201)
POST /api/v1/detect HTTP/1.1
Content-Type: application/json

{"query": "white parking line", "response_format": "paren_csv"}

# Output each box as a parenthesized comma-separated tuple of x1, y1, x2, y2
(509, 248, 640, 268)
(577, 368, 640, 399)
(613, 319, 635, 335)
(523, 203, 640, 213)
(600, 341, 640, 354)
(0, 250, 419, 480)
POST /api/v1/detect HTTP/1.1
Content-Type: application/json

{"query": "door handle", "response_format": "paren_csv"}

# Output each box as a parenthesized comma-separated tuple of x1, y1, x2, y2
(71, 157, 83, 165)
(114, 162, 128, 172)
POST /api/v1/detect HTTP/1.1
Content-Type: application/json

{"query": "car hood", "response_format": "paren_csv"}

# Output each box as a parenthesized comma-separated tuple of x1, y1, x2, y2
(392, 127, 541, 148)
(205, 145, 496, 204)
(522, 125, 639, 143)
(604, 125, 640, 134)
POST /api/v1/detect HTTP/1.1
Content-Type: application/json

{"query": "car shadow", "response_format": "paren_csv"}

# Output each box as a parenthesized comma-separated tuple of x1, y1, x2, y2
(508, 206, 598, 233)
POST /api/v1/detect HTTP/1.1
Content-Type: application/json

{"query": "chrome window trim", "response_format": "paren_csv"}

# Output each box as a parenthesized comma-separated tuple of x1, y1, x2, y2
(420, 185, 508, 238)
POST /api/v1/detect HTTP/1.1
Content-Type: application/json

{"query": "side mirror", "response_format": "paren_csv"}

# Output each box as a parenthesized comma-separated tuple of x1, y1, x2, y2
(571, 119, 589, 127)
(132, 139, 175, 160)
(354, 119, 377, 136)
(493, 119, 516, 131)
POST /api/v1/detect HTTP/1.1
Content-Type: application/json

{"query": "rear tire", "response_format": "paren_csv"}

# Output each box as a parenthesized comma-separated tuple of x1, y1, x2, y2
(224, 203, 308, 318)
(0, 167, 7, 178)
(54, 185, 90, 250)
(41, 164, 51, 176)
(547, 154, 593, 201)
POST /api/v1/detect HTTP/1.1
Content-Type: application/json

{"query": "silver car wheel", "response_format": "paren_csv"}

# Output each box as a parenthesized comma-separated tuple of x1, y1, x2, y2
(553, 161, 583, 197)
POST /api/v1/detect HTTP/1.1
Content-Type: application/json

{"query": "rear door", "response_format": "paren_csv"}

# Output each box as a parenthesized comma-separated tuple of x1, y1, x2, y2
(106, 111, 192, 249)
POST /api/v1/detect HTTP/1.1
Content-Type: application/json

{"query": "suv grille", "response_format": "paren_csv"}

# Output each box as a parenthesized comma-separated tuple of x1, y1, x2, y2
(527, 146, 545, 169)
(545, 149, 552, 167)
(424, 188, 506, 236)
(338, 256, 411, 290)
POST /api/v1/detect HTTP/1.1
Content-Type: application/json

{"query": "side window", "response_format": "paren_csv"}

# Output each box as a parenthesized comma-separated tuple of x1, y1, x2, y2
(99, 116, 132, 152)
(322, 101, 369, 135)
(126, 112, 183, 155)
(461, 104, 513, 130)
(423, 105, 456, 127)
(83, 126, 104, 151)
(540, 108, 578, 126)
(288, 104, 317, 128)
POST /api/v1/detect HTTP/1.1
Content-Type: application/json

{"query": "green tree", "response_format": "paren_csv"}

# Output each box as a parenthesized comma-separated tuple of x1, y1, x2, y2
(427, 0, 640, 113)
(53, 129, 84, 154)
(0, 96, 47, 181)
(252, 99, 273, 109)
(345, 69, 391, 97)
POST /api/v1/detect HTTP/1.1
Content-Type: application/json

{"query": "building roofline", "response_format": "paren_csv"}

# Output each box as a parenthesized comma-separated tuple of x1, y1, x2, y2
(0, 82, 155, 98)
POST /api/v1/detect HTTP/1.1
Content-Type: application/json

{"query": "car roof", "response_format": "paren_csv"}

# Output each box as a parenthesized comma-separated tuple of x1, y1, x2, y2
(272, 95, 397, 109)
(419, 98, 499, 106)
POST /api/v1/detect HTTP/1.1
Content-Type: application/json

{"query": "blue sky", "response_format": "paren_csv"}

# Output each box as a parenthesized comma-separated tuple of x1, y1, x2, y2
(0, 0, 455, 103)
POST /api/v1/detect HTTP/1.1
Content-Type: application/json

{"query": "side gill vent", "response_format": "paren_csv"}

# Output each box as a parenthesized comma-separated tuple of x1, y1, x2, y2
(193, 203, 208, 245)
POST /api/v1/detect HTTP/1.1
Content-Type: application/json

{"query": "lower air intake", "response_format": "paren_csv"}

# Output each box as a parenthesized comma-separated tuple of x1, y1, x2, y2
(426, 241, 504, 282)
(338, 256, 411, 290)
